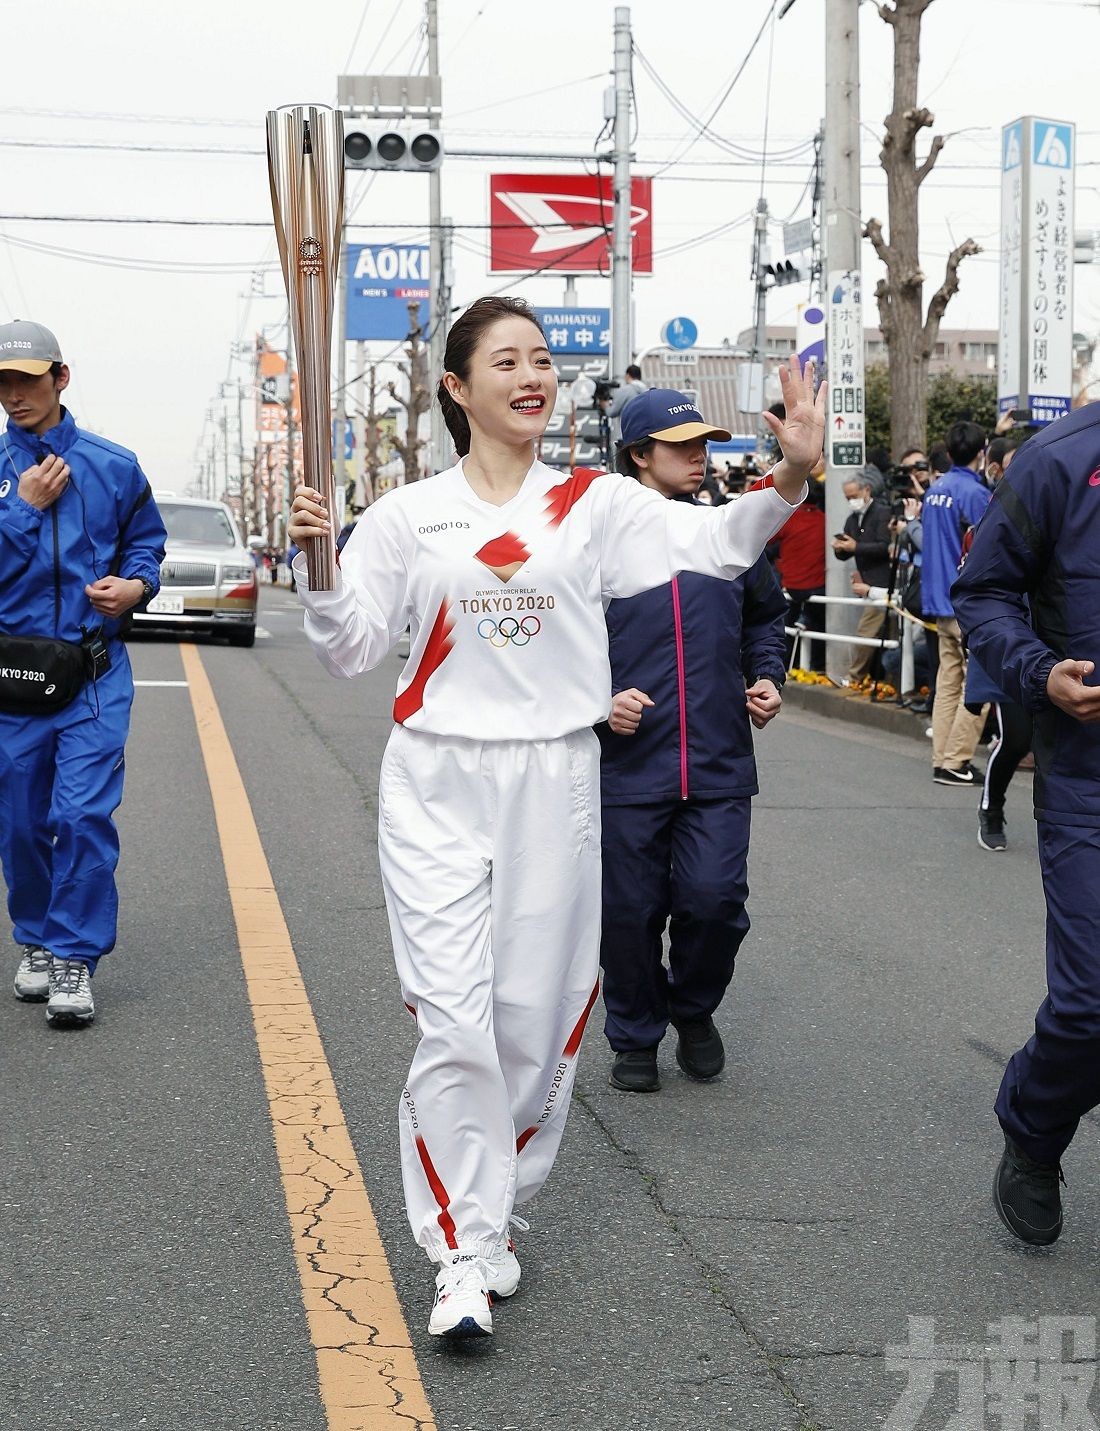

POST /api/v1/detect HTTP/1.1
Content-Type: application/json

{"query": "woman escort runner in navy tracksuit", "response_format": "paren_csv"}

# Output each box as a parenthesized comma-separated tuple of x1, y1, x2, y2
(598, 390, 787, 1092)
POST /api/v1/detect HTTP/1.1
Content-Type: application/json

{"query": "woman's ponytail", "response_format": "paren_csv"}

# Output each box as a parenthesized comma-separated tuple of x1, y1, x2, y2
(437, 378, 472, 458)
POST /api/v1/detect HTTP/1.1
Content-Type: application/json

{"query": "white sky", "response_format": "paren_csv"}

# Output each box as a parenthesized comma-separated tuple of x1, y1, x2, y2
(4, 0, 1099, 489)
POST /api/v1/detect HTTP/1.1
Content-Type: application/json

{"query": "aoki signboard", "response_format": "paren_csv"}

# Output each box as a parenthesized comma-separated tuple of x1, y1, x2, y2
(488, 173, 653, 274)
(998, 117, 1075, 424)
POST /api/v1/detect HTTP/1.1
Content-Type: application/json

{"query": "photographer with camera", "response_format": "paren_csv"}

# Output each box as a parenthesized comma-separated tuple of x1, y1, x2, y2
(599, 363, 647, 446)
(832, 465, 893, 684)
(0, 319, 167, 1028)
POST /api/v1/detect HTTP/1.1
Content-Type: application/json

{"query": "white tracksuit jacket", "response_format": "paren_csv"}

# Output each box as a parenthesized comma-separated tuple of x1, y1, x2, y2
(295, 459, 799, 1262)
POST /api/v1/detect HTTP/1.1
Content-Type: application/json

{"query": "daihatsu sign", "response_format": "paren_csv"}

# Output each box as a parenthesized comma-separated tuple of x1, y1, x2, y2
(488, 173, 653, 274)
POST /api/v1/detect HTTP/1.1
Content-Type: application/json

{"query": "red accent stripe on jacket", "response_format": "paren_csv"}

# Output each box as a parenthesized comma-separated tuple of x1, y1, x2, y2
(415, 1135, 459, 1250)
(544, 468, 606, 528)
(393, 598, 454, 723)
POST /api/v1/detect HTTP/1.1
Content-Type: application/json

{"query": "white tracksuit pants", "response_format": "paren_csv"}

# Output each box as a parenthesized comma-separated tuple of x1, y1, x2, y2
(377, 724, 603, 1261)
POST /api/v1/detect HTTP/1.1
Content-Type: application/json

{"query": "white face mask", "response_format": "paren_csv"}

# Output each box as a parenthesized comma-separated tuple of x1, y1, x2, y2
(847, 496, 870, 514)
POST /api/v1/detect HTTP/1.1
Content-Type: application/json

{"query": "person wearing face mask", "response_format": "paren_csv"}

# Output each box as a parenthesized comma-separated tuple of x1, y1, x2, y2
(832, 466, 893, 683)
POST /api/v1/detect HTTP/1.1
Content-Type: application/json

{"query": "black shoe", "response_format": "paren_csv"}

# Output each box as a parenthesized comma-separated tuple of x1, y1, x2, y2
(933, 764, 977, 786)
(909, 698, 932, 716)
(673, 1016, 725, 1081)
(978, 808, 1007, 852)
(993, 1136, 1064, 1246)
(609, 1048, 660, 1092)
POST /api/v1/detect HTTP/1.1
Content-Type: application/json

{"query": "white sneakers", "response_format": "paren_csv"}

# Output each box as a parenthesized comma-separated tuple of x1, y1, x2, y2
(427, 1218, 529, 1338)
(45, 958, 95, 1026)
(13, 945, 52, 1001)
(428, 1255, 494, 1339)
(13, 949, 95, 1025)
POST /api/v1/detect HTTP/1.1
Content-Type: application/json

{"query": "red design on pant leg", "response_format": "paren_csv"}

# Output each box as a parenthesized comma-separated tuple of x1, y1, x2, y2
(563, 978, 601, 1057)
(543, 468, 606, 528)
(415, 1134, 459, 1249)
(516, 978, 601, 1153)
(404, 1002, 418, 1021)
(393, 598, 455, 723)
(475, 531, 531, 582)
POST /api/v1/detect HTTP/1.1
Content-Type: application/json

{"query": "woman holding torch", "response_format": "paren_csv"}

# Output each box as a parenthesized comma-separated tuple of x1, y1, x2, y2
(288, 296, 823, 1339)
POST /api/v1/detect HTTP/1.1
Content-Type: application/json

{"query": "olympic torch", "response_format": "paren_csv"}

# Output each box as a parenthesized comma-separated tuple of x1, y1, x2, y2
(266, 104, 344, 590)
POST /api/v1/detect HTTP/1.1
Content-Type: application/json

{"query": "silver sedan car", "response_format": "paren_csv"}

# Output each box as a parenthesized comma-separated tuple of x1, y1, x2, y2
(132, 497, 258, 647)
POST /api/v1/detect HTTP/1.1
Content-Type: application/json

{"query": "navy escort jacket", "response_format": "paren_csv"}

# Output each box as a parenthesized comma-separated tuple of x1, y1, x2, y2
(952, 402, 1100, 827)
(599, 551, 788, 806)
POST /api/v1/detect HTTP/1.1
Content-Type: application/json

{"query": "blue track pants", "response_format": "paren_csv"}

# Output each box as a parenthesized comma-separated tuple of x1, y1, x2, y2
(0, 649, 133, 973)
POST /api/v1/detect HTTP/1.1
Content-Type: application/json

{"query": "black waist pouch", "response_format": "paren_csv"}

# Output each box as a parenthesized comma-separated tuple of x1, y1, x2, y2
(0, 635, 89, 714)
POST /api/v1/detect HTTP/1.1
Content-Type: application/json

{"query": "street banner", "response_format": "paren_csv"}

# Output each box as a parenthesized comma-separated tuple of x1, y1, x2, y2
(489, 174, 653, 274)
(826, 270, 865, 468)
(346, 243, 431, 341)
(998, 116, 1075, 424)
(533, 307, 611, 355)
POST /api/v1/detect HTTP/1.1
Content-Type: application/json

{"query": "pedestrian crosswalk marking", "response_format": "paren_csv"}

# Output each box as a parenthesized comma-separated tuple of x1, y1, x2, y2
(180, 643, 436, 1431)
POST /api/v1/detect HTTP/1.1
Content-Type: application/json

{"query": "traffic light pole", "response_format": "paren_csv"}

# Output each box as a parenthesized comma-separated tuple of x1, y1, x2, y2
(610, 6, 633, 382)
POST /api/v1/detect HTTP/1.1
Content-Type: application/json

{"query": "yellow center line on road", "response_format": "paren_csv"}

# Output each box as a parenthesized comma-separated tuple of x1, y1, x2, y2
(180, 643, 436, 1431)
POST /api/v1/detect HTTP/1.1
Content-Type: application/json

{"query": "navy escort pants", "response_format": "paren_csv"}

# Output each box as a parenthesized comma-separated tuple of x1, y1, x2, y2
(600, 796, 751, 1052)
(996, 821, 1100, 1164)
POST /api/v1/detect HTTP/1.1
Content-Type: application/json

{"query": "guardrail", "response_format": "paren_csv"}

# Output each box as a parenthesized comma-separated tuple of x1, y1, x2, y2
(786, 592, 917, 692)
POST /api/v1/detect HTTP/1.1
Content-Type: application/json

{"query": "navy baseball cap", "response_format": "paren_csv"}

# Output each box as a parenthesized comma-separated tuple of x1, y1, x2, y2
(618, 388, 732, 450)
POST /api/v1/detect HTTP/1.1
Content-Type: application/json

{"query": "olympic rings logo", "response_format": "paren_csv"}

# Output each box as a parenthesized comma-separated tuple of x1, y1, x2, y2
(477, 615, 542, 647)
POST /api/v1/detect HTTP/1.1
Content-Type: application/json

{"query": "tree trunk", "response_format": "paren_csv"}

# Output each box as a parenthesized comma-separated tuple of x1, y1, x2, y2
(388, 301, 430, 484)
(864, 0, 981, 455)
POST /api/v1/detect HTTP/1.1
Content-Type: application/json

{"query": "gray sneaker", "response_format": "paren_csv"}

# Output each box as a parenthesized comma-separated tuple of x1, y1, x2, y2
(46, 958, 95, 1026)
(14, 945, 52, 1001)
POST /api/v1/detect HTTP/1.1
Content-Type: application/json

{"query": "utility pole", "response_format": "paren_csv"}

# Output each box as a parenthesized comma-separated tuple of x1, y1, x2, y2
(610, 6, 633, 382)
(427, 0, 446, 475)
(823, 0, 864, 683)
(749, 196, 770, 413)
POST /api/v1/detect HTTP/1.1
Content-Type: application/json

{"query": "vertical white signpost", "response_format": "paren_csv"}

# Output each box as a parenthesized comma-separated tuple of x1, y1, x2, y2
(999, 116, 1075, 424)
(826, 269, 865, 467)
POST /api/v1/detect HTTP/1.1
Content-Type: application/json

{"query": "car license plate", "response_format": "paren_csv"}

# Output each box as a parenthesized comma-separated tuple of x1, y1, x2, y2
(147, 593, 184, 615)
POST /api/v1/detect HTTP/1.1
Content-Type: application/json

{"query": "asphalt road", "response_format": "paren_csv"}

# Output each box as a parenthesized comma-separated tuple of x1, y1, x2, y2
(3, 583, 1097, 1431)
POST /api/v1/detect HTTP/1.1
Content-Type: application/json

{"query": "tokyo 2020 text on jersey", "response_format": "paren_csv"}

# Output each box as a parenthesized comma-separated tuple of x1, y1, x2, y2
(294, 459, 801, 739)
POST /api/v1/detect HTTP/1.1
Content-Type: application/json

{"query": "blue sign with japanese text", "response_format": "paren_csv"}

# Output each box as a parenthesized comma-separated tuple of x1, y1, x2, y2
(346, 243, 431, 342)
(533, 308, 610, 355)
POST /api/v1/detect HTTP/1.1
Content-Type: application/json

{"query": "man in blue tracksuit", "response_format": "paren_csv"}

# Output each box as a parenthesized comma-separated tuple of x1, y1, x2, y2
(922, 421, 991, 786)
(598, 390, 788, 1092)
(953, 400, 1100, 1246)
(0, 319, 167, 1026)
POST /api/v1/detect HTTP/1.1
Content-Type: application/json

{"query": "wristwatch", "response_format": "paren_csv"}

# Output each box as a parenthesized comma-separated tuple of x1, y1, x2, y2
(139, 578, 156, 605)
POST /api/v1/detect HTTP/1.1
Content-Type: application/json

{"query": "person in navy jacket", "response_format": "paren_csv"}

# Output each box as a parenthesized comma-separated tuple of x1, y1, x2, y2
(953, 400, 1100, 1246)
(598, 390, 788, 1092)
(0, 320, 167, 1028)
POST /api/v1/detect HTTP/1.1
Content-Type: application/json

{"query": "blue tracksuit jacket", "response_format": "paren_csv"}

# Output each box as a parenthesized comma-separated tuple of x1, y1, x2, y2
(921, 464, 991, 618)
(598, 551, 788, 802)
(0, 408, 165, 640)
(952, 402, 1100, 827)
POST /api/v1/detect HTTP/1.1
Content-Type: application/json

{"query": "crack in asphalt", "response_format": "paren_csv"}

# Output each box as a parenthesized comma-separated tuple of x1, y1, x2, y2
(572, 1089, 825, 1431)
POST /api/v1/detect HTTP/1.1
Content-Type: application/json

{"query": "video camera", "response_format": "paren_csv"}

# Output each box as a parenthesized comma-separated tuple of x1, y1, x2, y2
(593, 378, 619, 407)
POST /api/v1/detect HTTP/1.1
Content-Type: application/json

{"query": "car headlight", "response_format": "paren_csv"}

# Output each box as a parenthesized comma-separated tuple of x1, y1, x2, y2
(220, 564, 255, 585)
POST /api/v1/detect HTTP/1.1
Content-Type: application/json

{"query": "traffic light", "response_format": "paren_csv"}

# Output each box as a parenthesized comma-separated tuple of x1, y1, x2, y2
(764, 260, 801, 287)
(343, 124, 443, 172)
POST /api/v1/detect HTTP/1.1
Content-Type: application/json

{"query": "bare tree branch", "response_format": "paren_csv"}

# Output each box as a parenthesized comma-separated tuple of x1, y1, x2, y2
(863, 217, 895, 270)
(923, 237, 982, 339)
(915, 133, 946, 186)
